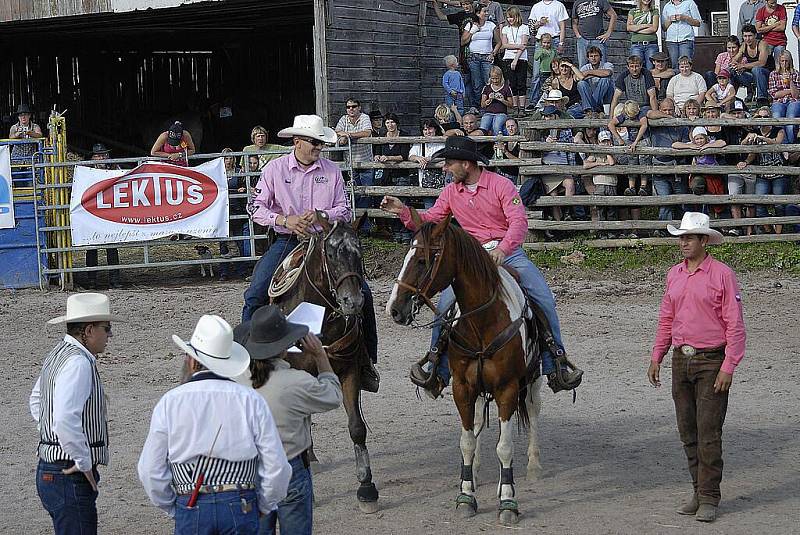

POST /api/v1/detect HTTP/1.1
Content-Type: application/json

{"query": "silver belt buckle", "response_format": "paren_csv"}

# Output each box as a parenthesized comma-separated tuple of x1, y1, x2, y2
(680, 345, 696, 357)
(482, 240, 499, 251)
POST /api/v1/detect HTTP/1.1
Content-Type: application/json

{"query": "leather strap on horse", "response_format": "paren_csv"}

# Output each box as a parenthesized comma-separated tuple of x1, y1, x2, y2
(325, 317, 364, 362)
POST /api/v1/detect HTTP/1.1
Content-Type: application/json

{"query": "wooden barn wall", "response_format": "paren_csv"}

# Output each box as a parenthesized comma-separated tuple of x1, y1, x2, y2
(0, 0, 111, 22)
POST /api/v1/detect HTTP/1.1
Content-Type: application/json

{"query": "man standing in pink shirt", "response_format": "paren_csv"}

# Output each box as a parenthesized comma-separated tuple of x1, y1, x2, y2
(648, 212, 747, 523)
(381, 137, 582, 398)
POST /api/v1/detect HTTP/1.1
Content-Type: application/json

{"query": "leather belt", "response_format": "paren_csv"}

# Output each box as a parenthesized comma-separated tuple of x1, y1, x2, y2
(177, 483, 256, 495)
(676, 345, 725, 357)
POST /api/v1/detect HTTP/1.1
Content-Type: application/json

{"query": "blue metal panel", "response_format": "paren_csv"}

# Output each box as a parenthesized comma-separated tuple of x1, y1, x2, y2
(0, 198, 46, 288)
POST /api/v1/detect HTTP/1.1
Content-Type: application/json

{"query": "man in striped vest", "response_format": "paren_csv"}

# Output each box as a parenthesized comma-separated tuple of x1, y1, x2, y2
(138, 315, 291, 533)
(30, 293, 121, 534)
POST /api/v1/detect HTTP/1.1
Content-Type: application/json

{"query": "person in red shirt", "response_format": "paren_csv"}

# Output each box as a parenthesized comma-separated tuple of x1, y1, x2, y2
(648, 212, 747, 523)
(755, 0, 787, 61)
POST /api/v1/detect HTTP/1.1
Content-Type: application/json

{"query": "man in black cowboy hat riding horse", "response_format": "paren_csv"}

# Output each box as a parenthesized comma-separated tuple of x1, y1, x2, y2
(381, 136, 583, 398)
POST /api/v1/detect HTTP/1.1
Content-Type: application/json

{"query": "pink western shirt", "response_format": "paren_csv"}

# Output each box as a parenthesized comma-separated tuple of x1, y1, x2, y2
(651, 254, 747, 375)
(251, 151, 351, 234)
(398, 169, 527, 256)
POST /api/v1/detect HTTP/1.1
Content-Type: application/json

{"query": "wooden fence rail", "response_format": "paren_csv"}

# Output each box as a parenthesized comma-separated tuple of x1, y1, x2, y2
(520, 142, 800, 156)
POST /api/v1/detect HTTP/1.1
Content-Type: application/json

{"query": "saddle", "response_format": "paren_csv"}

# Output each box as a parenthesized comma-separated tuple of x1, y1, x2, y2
(268, 237, 314, 299)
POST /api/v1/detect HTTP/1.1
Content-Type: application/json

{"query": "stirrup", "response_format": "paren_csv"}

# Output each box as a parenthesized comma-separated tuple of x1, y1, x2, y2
(547, 353, 583, 393)
(409, 348, 441, 388)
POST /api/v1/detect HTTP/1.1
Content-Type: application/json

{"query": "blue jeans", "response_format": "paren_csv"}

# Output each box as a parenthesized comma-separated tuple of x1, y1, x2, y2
(576, 37, 607, 69)
(755, 177, 788, 218)
(242, 235, 379, 362)
(731, 68, 769, 99)
(445, 92, 465, 115)
(462, 66, 476, 108)
(630, 42, 660, 70)
(479, 112, 508, 135)
(771, 101, 800, 143)
(577, 77, 614, 111)
(786, 204, 800, 232)
(468, 56, 493, 104)
(37, 460, 100, 535)
(652, 172, 688, 221)
(767, 44, 786, 62)
(259, 456, 312, 535)
(566, 103, 585, 119)
(175, 489, 259, 535)
(431, 248, 564, 383)
(527, 72, 549, 109)
(666, 40, 695, 69)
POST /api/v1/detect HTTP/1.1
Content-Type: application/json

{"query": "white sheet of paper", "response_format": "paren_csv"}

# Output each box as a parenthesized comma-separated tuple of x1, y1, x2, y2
(286, 302, 325, 352)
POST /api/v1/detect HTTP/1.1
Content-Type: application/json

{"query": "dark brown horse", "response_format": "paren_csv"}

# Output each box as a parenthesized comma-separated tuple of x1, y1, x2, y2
(387, 211, 544, 525)
(270, 214, 379, 513)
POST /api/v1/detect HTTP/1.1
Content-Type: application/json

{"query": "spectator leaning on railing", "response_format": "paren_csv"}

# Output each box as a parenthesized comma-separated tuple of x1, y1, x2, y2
(672, 126, 727, 217)
(722, 100, 755, 236)
(242, 126, 284, 171)
(408, 119, 446, 208)
(610, 55, 658, 117)
(609, 100, 650, 197)
(582, 129, 617, 230)
(627, 0, 660, 70)
(646, 98, 690, 225)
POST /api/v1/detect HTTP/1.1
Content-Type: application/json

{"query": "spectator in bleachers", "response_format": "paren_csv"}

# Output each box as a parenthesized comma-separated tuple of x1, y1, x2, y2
(462, 112, 495, 161)
(335, 98, 374, 197)
(369, 110, 385, 137)
(739, 0, 765, 38)
(647, 98, 690, 224)
(408, 119, 446, 207)
(705, 70, 736, 111)
(527, 0, 569, 110)
(462, 4, 502, 110)
(434, 103, 466, 136)
(432, 0, 478, 106)
(582, 129, 617, 229)
(609, 100, 650, 196)
(9, 104, 44, 160)
(627, 0, 660, 70)
(578, 46, 615, 114)
(443, 55, 466, 115)
(755, 0, 787, 61)
(571, 0, 617, 70)
(541, 104, 577, 223)
(480, 66, 513, 134)
(478, 0, 505, 27)
(724, 100, 755, 236)
(529, 36, 557, 110)
(661, 0, 702, 70)
(768, 50, 800, 143)
(610, 55, 658, 116)
(551, 58, 585, 118)
(151, 121, 195, 166)
(682, 97, 701, 120)
(241, 126, 284, 171)
(704, 36, 741, 89)
(500, 6, 530, 116)
(735, 24, 773, 105)
(85, 143, 121, 289)
(702, 103, 724, 141)
(667, 56, 707, 113)
(219, 148, 249, 281)
(737, 106, 787, 234)
(374, 113, 413, 242)
(673, 126, 727, 217)
(650, 51, 674, 101)
(497, 117, 522, 183)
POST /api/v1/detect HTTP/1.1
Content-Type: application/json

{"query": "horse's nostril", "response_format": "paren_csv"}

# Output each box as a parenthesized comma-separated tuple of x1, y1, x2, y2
(390, 308, 400, 320)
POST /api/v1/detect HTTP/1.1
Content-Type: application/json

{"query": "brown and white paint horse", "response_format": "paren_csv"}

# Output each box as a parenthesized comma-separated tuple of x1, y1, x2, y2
(387, 211, 544, 525)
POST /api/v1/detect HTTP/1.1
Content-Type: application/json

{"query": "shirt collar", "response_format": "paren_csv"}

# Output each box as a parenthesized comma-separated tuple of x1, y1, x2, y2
(455, 169, 489, 192)
(288, 150, 322, 173)
(63, 334, 96, 362)
(681, 253, 713, 273)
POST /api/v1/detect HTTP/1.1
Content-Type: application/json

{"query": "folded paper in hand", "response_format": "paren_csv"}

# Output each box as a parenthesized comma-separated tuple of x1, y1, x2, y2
(286, 302, 325, 353)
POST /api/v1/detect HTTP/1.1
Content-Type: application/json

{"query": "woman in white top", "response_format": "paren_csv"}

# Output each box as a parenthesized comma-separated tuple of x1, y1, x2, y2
(408, 119, 447, 207)
(501, 6, 530, 114)
(462, 4, 502, 108)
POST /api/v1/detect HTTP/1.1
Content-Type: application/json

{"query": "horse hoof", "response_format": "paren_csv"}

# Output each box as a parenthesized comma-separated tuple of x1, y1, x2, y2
(456, 493, 478, 518)
(358, 500, 380, 514)
(498, 509, 520, 525)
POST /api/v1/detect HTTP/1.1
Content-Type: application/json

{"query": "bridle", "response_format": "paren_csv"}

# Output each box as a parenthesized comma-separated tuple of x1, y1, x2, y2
(305, 221, 365, 318)
(395, 234, 446, 320)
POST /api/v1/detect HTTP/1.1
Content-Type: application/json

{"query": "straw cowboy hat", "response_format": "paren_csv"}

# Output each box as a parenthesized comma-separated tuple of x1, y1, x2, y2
(172, 315, 250, 378)
(667, 212, 723, 245)
(278, 114, 337, 144)
(543, 89, 569, 106)
(430, 136, 490, 165)
(48, 293, 124, 325)
(234, 305, 309, 360)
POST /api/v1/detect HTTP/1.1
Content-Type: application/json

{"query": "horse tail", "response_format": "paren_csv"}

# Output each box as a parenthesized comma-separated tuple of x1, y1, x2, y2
(515, 383, 531, 433)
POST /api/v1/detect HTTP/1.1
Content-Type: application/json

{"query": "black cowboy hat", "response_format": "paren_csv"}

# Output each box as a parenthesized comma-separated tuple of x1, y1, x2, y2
(92, 143, 111, 155)
(16, 104, 32, 115)
(234, 305, 308, 360)
(167, 121, 184, 146)
(430, 136, 489, 165)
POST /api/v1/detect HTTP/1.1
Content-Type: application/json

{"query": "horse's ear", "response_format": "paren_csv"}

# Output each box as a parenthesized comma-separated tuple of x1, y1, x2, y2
(316, 210, 332, 233)
(432, 214, 451, 239)
(409, 206, 423, 228)
(352, 211, 368, 232)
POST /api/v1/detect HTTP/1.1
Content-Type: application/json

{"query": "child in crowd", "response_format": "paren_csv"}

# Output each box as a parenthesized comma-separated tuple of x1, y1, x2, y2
(705, 69, 736, 111)
(582, 129, 617, 231)
(442, 55, 465, 115)
(609, 100, 650, 196)
(682, 98, 701, 120)
(531, 33, 555, 108)
(673, 126, 727, 217)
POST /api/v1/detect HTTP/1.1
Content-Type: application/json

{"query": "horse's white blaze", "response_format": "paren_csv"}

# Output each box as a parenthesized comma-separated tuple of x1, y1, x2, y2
(496, 420, 515, 500)
(460, 427, 477, 495)
(385, 240, 417, 315)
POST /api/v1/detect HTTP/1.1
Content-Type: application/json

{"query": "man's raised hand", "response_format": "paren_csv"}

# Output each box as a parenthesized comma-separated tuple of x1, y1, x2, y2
(380, 196, 405, 214)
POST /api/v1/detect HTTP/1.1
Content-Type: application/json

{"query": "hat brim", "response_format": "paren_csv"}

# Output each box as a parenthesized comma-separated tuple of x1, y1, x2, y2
(666, 225, 724, 245)
(430, 146, 490, 165)
(48, 313, 124, 325)
(277, 126, 337, 144)
(244, 321, 309, 360)
(172, 334, 251, 378)
(166, 137, 182, 147)
(544, 97, 570, 105)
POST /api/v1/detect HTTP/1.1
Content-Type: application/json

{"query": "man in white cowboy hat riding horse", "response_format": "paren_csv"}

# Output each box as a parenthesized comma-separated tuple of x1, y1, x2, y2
(138, 315, 291, 533)
(30, 293, 122, 534)
(381, 136, 583, 398)
(649, 212, 747, 523)
(242, 114, 380, 392)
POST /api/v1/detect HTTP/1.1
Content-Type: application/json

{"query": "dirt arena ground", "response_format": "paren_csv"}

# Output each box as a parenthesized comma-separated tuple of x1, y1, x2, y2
(2, 268, 799, 534)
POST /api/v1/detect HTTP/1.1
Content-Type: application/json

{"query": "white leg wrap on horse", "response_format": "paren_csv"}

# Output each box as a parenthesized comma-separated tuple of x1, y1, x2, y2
(496, 420, 515, 500)
(460, 428, 477, 494)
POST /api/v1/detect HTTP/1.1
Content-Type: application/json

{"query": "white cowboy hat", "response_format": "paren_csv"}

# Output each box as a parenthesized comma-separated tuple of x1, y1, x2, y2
(48, 293, 124, 325)
(172, 315, 250, 378)
(543, 89, 569, 104)
(277, 114, 337, 144)
(667, 212, 723, 245)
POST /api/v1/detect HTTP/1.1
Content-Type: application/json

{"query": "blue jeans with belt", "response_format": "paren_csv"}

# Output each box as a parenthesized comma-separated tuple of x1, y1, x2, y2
(36, 460, 100, 535)
(259, 455, 312, 535)
(175, 489, 259, 535)
(431, 247, 565, 383)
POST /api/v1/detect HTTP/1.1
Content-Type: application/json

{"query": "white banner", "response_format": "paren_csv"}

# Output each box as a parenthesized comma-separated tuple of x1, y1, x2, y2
(70, 159, 229, 246)
(0, 146, 14, 229)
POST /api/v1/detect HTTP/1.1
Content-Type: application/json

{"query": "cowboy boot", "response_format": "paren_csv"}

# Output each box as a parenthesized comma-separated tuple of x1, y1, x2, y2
(547, 354, 584, 393)
(359, 360, 380, 393)
(676, 493, 699, 515)
(695, 503, 717, 523)
(409, 351, 446, 399)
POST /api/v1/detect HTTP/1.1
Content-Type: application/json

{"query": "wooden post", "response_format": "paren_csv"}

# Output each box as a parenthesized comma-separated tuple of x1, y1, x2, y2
(313, 0, 329, 123)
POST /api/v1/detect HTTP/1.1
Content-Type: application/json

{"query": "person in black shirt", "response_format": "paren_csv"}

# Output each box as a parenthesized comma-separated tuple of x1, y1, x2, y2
(433, 0, 479, 107)
(368, 109, 385, 137)
(374, 113, 413, 242)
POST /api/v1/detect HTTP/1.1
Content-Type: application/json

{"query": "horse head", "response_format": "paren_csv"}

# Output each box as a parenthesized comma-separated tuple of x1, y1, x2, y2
(313, 211, 367, 316)
(387, 209, 454, 325)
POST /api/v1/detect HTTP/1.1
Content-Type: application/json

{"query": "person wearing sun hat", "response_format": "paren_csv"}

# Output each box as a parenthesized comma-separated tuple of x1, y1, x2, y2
(648, 212, 746, 523)
(31, 293, 123, 534)
(233, 305, 342, 535)
(138, 314, 291, 532)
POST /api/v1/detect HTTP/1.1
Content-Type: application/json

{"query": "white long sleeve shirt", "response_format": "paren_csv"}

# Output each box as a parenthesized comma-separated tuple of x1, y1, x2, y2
(30, 335, 97, 472)
(137, 372, 291, 517)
